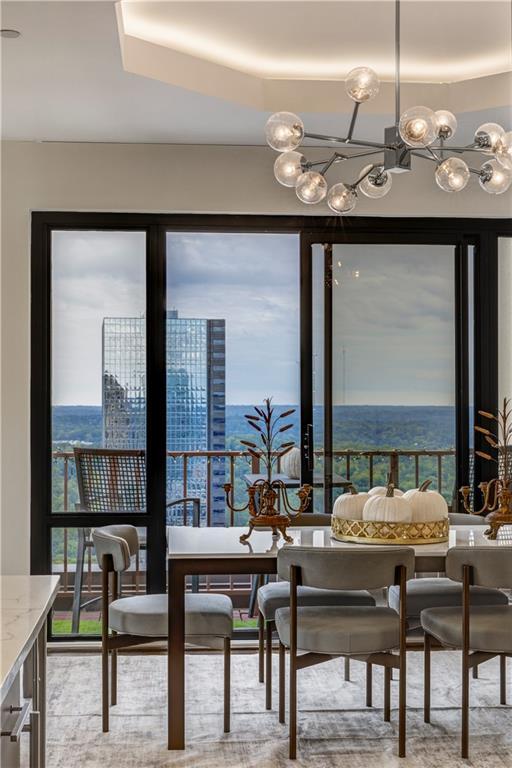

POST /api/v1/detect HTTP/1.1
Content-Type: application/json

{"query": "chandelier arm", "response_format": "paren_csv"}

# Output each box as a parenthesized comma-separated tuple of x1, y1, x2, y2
(321, 153, 342, 175)
(354, 163, 378, 186)
(411, 150, 484, 176)
(346, 102, 361, 142)
(303, 131, 392, 149)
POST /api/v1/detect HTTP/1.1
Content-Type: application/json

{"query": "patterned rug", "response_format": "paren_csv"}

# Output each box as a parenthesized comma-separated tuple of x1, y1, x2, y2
(47, 651, 512, 767)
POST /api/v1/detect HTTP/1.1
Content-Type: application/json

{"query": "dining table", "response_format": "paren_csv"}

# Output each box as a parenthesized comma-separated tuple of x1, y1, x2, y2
(166, 522, 511, 750)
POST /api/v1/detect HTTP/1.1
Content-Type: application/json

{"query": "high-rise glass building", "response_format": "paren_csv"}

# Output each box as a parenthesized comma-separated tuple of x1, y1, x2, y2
(102, 311, 226, 525)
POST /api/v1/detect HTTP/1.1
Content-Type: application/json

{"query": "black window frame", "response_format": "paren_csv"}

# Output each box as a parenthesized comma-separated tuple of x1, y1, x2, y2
(31, 212, 512, 638)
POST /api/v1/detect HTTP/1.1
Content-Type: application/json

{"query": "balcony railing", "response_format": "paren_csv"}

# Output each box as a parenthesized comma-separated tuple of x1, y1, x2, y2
(51, 447, 456, 604)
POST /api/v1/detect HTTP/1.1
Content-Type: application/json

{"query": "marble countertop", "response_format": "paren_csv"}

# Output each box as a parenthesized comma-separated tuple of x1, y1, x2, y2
(1, 575, 60, 701)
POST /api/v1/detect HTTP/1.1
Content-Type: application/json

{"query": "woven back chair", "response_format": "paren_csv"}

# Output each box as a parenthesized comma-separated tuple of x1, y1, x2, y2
(75, 448, 146, 514)
(70, 447, 201, 634)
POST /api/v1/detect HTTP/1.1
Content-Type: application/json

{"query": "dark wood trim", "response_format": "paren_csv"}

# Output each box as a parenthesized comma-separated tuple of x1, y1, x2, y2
(30, 216, 52, 575)
(299, 231, 313, 487)
(146, 224, 167, 593)
(323, 244, 333, 513)
(473, 232, 499, 489)
(455, 241, 470, 507)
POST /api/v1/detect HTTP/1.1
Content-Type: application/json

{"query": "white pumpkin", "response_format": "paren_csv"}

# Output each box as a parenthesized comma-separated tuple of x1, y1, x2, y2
(363, 484, 413, 523)
(403, 480, 448, 522)
(369, 485, 404, 497)
(281, 446, 301, 479)
(332, 486, 370, 521)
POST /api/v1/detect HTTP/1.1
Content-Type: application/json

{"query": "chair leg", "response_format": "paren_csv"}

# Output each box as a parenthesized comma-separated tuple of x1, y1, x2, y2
(472, 665, 479, 679)
(384, 667, 391, 722)
(365, 662, 372, 707)
(258, 612, 265, 684)
(461, 650, 470, 759)
(344, 656, 350, 682)
(71, 527, 87, 634)
(424, 633, 431, 724)
(289, 647, 297, 760)
(500, 655, 507, 706)
(224, 637, 231, 733)
(265, 620, 273, 710)
(398, 651, 406, 758)
(279, 641, 286, 724)
(102, 642, 109, 732)
(111, 647, 117, 706)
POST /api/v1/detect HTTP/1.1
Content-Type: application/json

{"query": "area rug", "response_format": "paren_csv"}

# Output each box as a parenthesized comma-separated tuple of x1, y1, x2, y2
(47, 651, 512, 767)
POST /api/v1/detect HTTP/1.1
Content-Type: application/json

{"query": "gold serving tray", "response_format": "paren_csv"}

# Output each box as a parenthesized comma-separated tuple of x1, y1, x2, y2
(331, 516, 449, 545)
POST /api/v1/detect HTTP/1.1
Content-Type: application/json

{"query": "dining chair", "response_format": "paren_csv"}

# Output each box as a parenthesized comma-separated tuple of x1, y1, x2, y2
(388, 513, 508, 679)
(92, 524, 233, 733)
(421, 545, 512, 758)
(71, 447, 200, 633)
(256, 512, 376, 710)
(275, 545, 415, 759)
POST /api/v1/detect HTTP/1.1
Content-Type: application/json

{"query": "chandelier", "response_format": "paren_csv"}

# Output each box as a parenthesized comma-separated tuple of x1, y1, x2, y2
(264, 0, 512, 213)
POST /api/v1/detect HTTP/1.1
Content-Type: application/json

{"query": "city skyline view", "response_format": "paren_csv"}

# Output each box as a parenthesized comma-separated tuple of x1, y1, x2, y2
(52, 231, 455, 408)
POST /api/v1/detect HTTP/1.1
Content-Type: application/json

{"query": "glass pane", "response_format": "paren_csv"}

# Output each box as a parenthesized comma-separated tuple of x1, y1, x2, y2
(166, 232, 300, 529)
(329, 244, 456, 504)
(51, 230, 146, 513)
(51, 230, 146, 636)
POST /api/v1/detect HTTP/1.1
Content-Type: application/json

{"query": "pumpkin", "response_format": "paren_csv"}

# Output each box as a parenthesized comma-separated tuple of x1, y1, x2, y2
(403, 479, 448, 522)
(363, 483, 413, 523)
(332, 485, 370, 521)
(368, 485, 404, 497)
(280, 446, 301, 479)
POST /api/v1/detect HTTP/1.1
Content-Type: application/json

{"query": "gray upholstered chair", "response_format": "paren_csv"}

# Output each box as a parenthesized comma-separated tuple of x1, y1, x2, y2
(257, 512, 376, 709)
(92, 525, 233, 733)
(274, 545, 415, 759)
(421, 546, 512, 758)
(388, 512, 507, 679)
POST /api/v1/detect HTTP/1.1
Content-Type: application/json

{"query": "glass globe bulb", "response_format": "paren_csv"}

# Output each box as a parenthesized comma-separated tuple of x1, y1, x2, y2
(345, 67, 380, 103)
(474, 122, 504, 153)
(435, 157, 470, 193)
(479, 160, 512, 195)
(399, 106, 438, 147)
(273, 151, 305, 187)
(265, 112, 304, 152)
(295, 171, 327, 204)
(495, 131, 512, 171)
(327, 183, 357, 214)
(358, 165, 392, 199)
(435, 110, 457, 140)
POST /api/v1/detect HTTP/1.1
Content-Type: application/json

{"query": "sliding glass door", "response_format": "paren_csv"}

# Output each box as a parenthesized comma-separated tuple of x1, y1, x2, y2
(306, 241, 457, 513)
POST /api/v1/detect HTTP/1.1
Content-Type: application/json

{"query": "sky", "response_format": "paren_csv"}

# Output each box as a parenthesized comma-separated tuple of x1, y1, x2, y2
(52, 230, 455, 407)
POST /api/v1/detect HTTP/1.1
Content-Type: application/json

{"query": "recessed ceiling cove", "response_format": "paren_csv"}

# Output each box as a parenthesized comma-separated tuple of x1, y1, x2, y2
(116, 0, 512, 113)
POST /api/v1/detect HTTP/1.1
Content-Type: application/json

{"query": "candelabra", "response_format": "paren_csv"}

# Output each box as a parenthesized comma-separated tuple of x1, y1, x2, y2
(224, 398, 311, 543)
(459, 398, 512, 539)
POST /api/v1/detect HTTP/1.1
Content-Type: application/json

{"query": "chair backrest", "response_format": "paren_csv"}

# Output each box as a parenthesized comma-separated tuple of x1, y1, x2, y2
(74, 448, 146, 513)
(446, 545, 512, 589)
(277, 545, 415, 590)
(92, 524, 139, 572)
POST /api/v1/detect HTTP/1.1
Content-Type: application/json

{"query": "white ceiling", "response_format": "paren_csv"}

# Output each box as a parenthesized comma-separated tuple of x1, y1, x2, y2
(1, 1, 511, 144)
(120, 1, 512, 82)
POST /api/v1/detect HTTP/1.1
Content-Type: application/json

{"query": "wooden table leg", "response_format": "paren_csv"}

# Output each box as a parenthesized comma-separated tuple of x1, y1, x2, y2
(168, 560, 185, 750)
